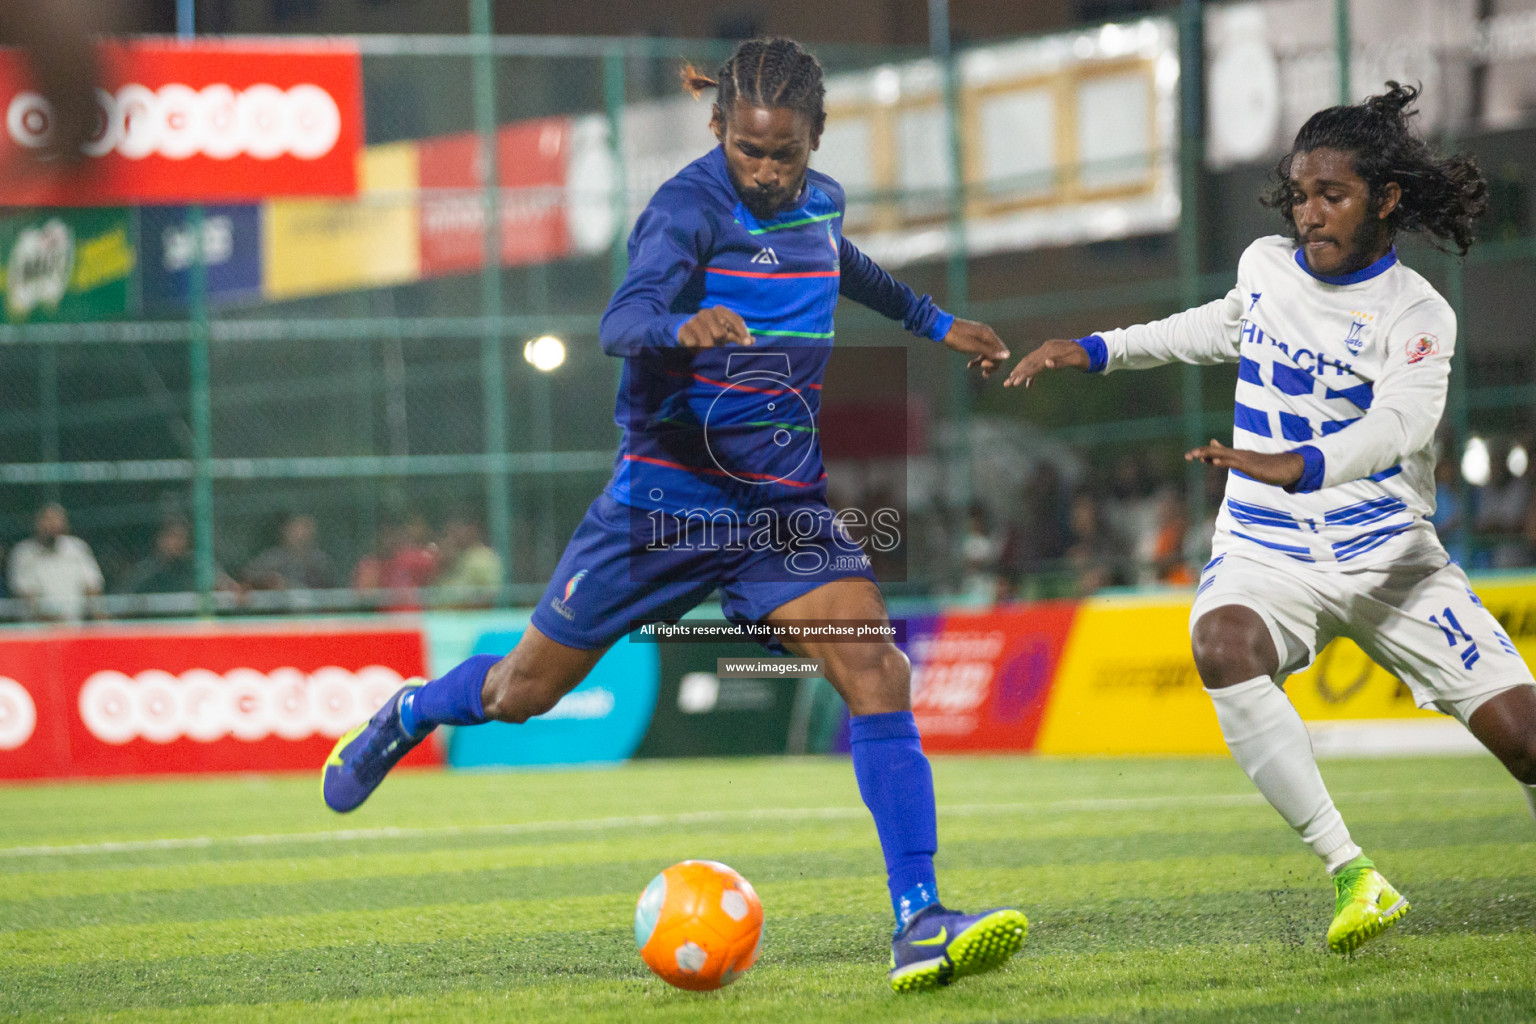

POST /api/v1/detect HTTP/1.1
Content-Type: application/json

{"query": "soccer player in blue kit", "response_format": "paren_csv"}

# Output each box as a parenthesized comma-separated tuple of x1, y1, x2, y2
(323, 37, 1027, 992)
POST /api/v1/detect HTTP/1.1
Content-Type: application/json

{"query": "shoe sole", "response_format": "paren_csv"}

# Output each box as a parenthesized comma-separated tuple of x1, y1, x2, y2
(947, 909, 1029, 980)
(1328, 896, 1410, 954)
(889, 910, 1029, 994)
(888, 954, 948, 994)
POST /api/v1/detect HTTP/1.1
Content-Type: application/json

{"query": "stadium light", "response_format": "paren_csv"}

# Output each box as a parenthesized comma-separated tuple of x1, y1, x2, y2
(1509, 444, 1529, 479)
(1461, 436, 1491, 487)
(524, 335, 566, 372)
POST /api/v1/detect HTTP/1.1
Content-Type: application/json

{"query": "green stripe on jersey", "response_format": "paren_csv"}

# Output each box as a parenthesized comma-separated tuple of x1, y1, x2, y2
(748, 211, 842, 234)
(750, 329, 835, 339)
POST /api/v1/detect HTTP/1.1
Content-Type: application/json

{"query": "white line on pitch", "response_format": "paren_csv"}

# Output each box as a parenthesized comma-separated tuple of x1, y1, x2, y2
(0, 786, 1511, 861)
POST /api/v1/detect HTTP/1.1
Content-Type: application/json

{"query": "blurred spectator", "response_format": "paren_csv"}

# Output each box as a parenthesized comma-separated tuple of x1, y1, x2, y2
(119, 519, 235, 596)
(1473, 450, 1530, 569)
(385, 514, 438, 590)
(1147, 488, 1195, 585)
(1000, 462, 1070, 581)
(1101, 456, 1157, 563)
(242, 513, 339, 591)
(350, 521, 402, 592)
(1429, 456, 1469, 563)
(1065, 491, 1124, 596)
(957, 503, 1000, 605)
(435, 515, 504, 607)
(7, 503, 103, 622)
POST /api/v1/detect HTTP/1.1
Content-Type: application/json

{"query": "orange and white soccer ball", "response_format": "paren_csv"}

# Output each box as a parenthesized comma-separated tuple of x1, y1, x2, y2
(634, 859, 764, 991)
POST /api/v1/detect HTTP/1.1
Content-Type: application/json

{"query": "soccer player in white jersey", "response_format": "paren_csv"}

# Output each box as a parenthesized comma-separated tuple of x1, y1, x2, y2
(1005, 83, 1536, 954)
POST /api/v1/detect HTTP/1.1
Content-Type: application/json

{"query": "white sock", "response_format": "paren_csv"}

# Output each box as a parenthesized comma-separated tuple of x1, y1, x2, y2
(1207, 675, 1362, 872)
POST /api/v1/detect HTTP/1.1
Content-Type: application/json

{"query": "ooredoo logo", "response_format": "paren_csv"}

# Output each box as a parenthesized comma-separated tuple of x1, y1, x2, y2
(77, 665, 408, 745)
(6, 83, 342, 161)
(0, 677, 38, 751)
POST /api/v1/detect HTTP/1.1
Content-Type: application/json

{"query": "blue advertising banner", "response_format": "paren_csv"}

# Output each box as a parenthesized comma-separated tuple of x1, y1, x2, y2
(422, 611, 659, 768)
(139, 204, 262, 310)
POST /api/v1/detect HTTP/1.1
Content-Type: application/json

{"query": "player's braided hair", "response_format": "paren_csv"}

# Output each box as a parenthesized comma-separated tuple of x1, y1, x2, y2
(680, 37, 826, 133)
(1263, 82, 1488, 256)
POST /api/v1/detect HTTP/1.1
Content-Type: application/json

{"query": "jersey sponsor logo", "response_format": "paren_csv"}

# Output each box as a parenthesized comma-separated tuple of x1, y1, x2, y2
(749, 247, 779, 264)
(1406, 332, 1439, 364)
(551, 569, 586, 621)
(1248, 292, 1262, 312)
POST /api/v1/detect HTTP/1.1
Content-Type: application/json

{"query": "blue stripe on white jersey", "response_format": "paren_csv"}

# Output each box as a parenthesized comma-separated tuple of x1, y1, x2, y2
(1331, 522, 1415, 561)
(1226, 499, 1300, 530)
(1325, 496, 1407, 526)
(1231, 529, 1316, 562)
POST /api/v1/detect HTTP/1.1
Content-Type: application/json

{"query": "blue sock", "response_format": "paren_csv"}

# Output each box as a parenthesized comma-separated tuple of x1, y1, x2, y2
(399, 654, 496, 736)
(848, 710, 940, 931)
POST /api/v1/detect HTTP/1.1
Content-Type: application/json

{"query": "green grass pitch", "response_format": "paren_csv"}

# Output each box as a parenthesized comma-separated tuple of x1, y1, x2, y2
(2, 754, 1533, 1022)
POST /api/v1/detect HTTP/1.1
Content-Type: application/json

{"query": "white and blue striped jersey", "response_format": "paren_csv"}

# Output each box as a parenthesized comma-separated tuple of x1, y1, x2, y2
(1081, 235, 1455, 572)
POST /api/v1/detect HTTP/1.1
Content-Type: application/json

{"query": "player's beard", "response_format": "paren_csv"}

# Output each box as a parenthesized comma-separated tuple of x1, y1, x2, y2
(1316, 213, 1391, 276)
(733, 171, 801, 221)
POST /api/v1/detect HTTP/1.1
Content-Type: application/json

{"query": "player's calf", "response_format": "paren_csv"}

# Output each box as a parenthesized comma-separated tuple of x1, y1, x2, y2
(480, 626, 606, 723)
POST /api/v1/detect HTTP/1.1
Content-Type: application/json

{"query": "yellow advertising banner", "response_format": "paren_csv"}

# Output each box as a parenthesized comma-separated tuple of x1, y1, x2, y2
(1034, 593, 1221, 755)
(263, 142, 420, 301)
(1034, 575, 1536, 756)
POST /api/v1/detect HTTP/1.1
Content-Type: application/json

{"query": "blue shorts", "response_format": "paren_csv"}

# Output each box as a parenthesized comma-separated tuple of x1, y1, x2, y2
(530, 491, 878, 652)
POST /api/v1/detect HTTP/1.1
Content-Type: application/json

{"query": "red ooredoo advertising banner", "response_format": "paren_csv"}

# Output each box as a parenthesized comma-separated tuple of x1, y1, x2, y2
(0, 624, 436, 779)
(909, 603, 1079, 752)
(0, 41, 362, 205)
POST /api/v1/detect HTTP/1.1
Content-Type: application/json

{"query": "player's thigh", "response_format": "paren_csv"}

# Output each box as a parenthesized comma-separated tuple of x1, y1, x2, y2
(1189, 553, 1331, 686)
(761, 577, 910, 716)
(1344, 561, 1535, 713)
(509, 492, 715, 717)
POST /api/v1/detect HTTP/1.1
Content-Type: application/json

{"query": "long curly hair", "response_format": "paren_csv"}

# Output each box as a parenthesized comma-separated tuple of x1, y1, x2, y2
(1262, 82, 1488, 255)
(679, 37, 826, 133)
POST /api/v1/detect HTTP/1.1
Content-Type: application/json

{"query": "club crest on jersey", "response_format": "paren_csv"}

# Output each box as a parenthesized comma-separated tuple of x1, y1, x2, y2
(1344, 310, 1374, 355)
(750, 247, 779, 265)
(1406, 332, 1439, 364)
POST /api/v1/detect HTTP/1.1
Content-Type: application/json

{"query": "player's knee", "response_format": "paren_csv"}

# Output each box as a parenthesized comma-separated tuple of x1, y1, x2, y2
(1506, 732, 1536, 785)
(1192, 607, 1278, 689)
(835, 643, 911, 716)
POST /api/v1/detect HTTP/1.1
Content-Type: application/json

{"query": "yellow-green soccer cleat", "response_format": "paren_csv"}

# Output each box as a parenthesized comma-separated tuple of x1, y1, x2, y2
(1327, 856, 1410, 954)
(888, 905, 1028, 993)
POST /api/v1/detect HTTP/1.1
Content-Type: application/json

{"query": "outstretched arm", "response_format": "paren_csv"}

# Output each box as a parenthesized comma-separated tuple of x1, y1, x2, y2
(1004, 288, 1245, 388)
(838, 235, 1008, 375)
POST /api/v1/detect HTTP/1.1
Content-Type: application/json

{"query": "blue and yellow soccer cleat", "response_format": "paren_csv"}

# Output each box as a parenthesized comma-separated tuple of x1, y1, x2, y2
(1327, 856, 1410, 954)
(888, 904, 1028, 993)
(321, 683, 425, 813)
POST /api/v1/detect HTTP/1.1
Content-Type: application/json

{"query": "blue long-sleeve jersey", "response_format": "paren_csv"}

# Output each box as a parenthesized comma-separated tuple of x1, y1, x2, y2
(599, 145, 954, 515)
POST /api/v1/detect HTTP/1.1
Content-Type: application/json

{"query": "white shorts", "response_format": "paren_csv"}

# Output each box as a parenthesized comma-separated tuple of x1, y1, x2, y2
(1190, 552, 1534, 719)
